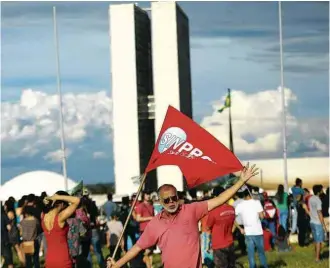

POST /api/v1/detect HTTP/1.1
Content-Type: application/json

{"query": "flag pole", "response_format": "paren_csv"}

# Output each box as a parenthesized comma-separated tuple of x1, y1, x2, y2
(278, 1, 289, 192)
(53, 6, 68, 191)
(112, 173, 147, 259)
(228, 88, 234, 153)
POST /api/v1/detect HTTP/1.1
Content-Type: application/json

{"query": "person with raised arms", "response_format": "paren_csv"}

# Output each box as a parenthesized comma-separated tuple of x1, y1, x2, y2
(107, 163, 259, 268)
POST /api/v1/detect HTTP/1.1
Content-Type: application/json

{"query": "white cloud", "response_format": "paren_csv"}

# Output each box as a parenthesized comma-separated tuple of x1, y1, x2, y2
(200, 87, 328, 157)
(2, 89, 112, 157)
(2, 87, 327, 163)
(93, 151, 107, 159)
(44, 149, 72, 163)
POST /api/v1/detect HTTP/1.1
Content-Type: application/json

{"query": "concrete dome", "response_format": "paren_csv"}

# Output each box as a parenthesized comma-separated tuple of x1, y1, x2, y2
(0, 170, 78, 201)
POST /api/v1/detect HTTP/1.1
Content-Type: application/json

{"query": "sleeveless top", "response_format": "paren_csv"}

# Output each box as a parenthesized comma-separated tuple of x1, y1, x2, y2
(41, 214, 72, 268)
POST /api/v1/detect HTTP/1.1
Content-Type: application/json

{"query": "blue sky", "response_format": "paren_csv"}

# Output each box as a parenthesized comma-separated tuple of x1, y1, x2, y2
(1, 1, 329, 184)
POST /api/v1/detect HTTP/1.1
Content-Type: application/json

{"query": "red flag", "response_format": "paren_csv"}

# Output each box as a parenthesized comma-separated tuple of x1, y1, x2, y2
(145, 105, 243, 188)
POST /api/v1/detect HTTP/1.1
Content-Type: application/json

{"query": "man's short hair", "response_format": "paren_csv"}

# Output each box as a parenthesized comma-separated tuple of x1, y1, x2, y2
(107, 193, 113, 201)
(157, 184, 177, 196)
(27, 194, 35, 203)
(296, 178, 302, 186)
(236, 191, 244, 199)
(313, 184, 323, 196)
(243, 189, 250, 198)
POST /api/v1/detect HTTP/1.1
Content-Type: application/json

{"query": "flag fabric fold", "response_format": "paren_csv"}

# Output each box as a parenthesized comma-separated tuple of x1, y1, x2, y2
(145, 105, 243, 188)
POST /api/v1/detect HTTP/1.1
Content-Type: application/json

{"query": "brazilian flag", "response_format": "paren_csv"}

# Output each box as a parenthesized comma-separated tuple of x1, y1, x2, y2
(218, 92, 231, 113)
(70, 181, 83, 196)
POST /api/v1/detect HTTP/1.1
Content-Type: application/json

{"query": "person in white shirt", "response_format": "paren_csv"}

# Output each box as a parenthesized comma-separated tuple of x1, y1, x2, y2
(309, 184, 328, 262)
(107, 212, 124, 261)
(232, 192, 246, 255)
(235, 189, 268, 268)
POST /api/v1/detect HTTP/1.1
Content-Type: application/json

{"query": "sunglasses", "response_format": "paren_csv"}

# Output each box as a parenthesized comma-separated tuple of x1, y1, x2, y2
(162, 195, 178, 204)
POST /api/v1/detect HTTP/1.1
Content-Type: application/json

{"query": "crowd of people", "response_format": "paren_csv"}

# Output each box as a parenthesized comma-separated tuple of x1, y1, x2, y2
(1, 168, 329, 268)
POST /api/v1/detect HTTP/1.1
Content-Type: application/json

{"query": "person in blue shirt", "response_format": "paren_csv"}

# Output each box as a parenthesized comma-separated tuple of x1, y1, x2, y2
(103, 193, 118, 221)
(290, 178, 304, 234)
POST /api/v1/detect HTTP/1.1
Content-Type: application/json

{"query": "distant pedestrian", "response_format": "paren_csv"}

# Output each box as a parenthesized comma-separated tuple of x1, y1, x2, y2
(309, 185, 328, 262)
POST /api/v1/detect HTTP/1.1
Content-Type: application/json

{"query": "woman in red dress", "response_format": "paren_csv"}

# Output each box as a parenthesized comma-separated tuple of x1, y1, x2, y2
(42, 191, 80, 268)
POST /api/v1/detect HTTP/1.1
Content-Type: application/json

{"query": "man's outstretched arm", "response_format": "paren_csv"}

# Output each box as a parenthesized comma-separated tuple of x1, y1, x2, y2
(207, 163, 258, 211)
(109, 244, 143, 268)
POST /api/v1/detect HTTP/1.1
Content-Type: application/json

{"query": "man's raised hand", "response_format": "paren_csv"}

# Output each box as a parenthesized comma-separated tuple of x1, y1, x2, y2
(239, 162, 259, 183)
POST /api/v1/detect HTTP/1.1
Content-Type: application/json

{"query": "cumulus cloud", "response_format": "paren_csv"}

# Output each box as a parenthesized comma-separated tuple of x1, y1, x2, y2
(44, 149, 72, 163)
(93, 151, 107, 159)
(201, 87, 328, 158)
(1, 89, 112, 157)
(2, 87, 327, 166)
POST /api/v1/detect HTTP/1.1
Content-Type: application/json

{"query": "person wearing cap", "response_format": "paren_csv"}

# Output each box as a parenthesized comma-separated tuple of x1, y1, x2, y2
(107, 163, 259, 268)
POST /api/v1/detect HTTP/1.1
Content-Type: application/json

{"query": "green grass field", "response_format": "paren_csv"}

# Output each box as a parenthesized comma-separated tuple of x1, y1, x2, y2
(11, 242, 329, 268)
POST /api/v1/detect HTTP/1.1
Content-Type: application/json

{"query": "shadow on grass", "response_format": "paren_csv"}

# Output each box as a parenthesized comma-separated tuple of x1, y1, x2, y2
(321, 250, 329, 259)
(268, 259, 287, 267)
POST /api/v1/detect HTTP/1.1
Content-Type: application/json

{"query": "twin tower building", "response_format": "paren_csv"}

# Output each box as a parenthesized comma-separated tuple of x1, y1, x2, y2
(109, 2, 193, 196)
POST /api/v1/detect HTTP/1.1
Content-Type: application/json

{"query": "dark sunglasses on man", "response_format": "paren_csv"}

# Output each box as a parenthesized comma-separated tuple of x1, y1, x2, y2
(162, 195, 178, 204)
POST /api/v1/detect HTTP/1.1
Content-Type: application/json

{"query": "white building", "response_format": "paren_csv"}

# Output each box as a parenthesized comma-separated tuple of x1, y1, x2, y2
(109, 4, 156, 196)
(109, 2, 192, 194)
(151, 2, 193, 191)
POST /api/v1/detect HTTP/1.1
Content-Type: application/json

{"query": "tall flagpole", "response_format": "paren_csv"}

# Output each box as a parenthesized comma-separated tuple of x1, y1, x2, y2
(228, 88, 234, 153)
(278, 1, 289, 192)
(53, 6, 68, 191)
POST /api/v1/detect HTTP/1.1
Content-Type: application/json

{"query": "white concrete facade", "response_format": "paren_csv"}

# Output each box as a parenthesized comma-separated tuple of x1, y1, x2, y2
(109, 4, 142, 196)
(151, 2, 192, 191)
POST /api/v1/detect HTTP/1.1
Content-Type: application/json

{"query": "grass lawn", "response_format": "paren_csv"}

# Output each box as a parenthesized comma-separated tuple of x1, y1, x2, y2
(11, 243, 329, 268)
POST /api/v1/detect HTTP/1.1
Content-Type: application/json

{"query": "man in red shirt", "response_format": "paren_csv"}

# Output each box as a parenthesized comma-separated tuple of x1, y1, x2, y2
(136, 191, 154, 232)
(108, 164, 259, 268)
(207, 186, 236, 268)
(135, 191, 154, 268)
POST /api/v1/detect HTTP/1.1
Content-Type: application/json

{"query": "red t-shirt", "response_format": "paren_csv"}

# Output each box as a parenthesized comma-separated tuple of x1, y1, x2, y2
(136, 201, 154, 232)
(207, 204, 235, 249)
(137, 201, 208, 268)
(263, 229, 272, 251)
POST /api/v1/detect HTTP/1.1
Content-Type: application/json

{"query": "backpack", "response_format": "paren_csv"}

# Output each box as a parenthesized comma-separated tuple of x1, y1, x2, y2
(109, 233, 119, 246)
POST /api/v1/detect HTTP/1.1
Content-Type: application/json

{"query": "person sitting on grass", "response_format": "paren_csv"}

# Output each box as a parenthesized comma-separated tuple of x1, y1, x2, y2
(275, 225, 292, 252)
